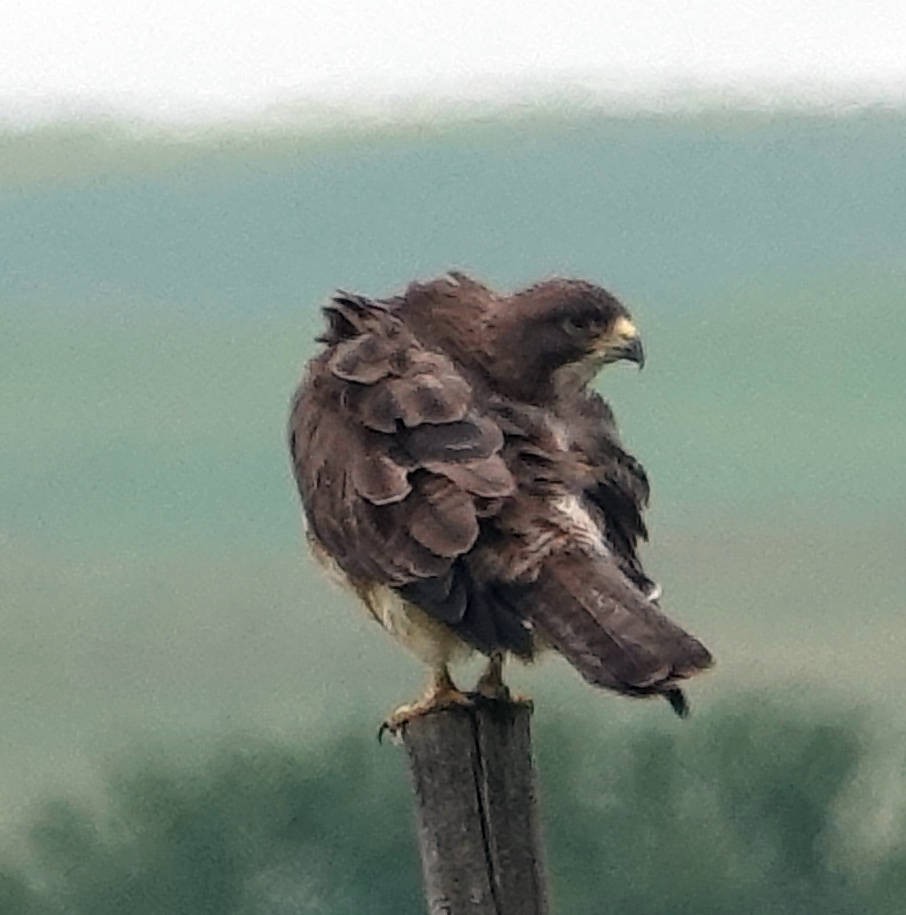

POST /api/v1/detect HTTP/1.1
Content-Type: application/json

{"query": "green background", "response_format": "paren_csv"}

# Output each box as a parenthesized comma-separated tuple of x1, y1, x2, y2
(2, 109, 905, 912)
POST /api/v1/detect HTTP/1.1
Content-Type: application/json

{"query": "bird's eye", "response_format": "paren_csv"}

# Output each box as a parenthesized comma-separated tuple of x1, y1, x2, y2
(561, 315, 588, 337)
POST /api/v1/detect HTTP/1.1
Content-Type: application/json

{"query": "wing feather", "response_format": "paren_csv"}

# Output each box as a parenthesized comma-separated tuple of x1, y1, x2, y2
(408, 476, 480, 556)
(389, 373, 471, 427)
(424, 454, 515, 499)
(329, 334, 396, 383)
(290, 294, 514, 618)
(350, 449, 411, 505)
(400, 416, 503, 463)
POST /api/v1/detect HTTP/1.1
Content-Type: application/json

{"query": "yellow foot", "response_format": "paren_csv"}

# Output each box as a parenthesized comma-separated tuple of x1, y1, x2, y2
(378, 686, 473, 743)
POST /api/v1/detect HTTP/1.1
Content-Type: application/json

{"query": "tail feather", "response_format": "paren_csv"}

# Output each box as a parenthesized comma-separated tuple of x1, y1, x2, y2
(523, 552, 712, 715)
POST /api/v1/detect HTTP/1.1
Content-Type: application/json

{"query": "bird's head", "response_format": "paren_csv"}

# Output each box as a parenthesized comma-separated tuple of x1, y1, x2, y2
(487, 279, 644, 400)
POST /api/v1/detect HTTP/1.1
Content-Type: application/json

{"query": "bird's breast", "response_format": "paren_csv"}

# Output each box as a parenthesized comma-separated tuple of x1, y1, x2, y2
(307, 534, 473, 668)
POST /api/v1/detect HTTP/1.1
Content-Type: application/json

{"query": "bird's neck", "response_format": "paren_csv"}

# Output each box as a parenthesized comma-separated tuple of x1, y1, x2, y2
(551, 357, 602, 401)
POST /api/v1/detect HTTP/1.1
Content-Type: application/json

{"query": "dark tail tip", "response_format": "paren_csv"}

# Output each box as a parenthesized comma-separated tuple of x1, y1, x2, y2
(665, 688, 690, 719)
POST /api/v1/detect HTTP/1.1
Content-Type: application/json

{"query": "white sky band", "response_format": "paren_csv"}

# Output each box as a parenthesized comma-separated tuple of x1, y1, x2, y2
(3, 1, 905, 124)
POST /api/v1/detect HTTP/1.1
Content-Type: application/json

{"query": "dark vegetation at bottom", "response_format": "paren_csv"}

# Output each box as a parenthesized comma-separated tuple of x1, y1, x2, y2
(2, 695, 904, 914)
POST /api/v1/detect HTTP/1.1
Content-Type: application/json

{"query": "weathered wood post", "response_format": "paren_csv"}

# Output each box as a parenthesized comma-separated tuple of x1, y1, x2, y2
(399, 698, 550, 915)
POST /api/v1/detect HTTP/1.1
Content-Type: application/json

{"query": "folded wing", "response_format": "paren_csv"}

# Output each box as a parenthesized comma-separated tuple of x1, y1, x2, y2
(289, 293, 525, 651)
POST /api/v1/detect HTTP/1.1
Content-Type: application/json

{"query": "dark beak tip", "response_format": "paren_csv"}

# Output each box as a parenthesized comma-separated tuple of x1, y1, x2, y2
(627, 337, 645, 370)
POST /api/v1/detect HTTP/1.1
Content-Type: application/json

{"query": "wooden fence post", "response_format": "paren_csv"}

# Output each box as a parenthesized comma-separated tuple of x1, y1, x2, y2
(399, 698, 549, 915)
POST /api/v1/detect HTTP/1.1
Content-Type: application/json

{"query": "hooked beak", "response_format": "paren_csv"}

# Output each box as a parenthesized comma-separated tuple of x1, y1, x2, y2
(618, 334, 645, 370)
(596, 316, 645, 370)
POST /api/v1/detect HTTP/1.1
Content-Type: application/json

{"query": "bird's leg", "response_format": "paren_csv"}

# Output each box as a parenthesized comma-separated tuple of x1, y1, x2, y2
(474, 652, 532, 706)
(378, 665, 472, 742)
(475, 652, 510, 701)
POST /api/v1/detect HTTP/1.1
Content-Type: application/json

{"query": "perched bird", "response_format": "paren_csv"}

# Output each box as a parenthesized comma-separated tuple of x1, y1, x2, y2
(288, 273, 712, 733)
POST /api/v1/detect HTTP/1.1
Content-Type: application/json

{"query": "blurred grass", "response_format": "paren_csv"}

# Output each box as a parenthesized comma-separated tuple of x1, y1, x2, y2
(3, 698, 905, 914)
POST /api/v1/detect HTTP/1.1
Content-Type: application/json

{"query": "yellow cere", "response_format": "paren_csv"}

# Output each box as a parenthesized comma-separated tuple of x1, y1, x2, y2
(612, 316, 639, 340)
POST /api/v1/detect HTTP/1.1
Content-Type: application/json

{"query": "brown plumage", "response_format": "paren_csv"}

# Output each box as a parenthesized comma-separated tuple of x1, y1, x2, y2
(289, 273, 712, 723)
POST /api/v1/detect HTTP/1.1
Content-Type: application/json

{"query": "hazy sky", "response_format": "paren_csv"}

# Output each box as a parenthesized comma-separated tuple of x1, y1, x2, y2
(4, 1, 906, 122)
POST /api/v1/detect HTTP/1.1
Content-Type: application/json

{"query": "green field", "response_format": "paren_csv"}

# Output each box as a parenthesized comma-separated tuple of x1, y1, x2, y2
(2, 109, 905, 912)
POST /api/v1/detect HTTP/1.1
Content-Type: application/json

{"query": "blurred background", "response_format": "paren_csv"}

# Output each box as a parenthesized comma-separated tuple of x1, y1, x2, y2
(2, 3, 906, 912)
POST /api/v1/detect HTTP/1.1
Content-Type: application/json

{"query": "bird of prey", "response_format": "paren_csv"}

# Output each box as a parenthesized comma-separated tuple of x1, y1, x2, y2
(288, 273, 712, 732)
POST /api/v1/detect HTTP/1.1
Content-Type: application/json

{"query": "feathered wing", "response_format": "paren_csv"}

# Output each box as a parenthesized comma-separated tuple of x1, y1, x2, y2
(289, 292, 529, 655)
(561, 391, 656, 594)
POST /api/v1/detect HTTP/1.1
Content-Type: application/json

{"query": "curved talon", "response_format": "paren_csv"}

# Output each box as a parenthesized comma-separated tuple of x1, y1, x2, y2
(378, 666, 473, 744)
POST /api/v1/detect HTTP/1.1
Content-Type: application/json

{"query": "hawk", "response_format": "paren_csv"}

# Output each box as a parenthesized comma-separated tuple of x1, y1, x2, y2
(288, 273, 712, 732)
